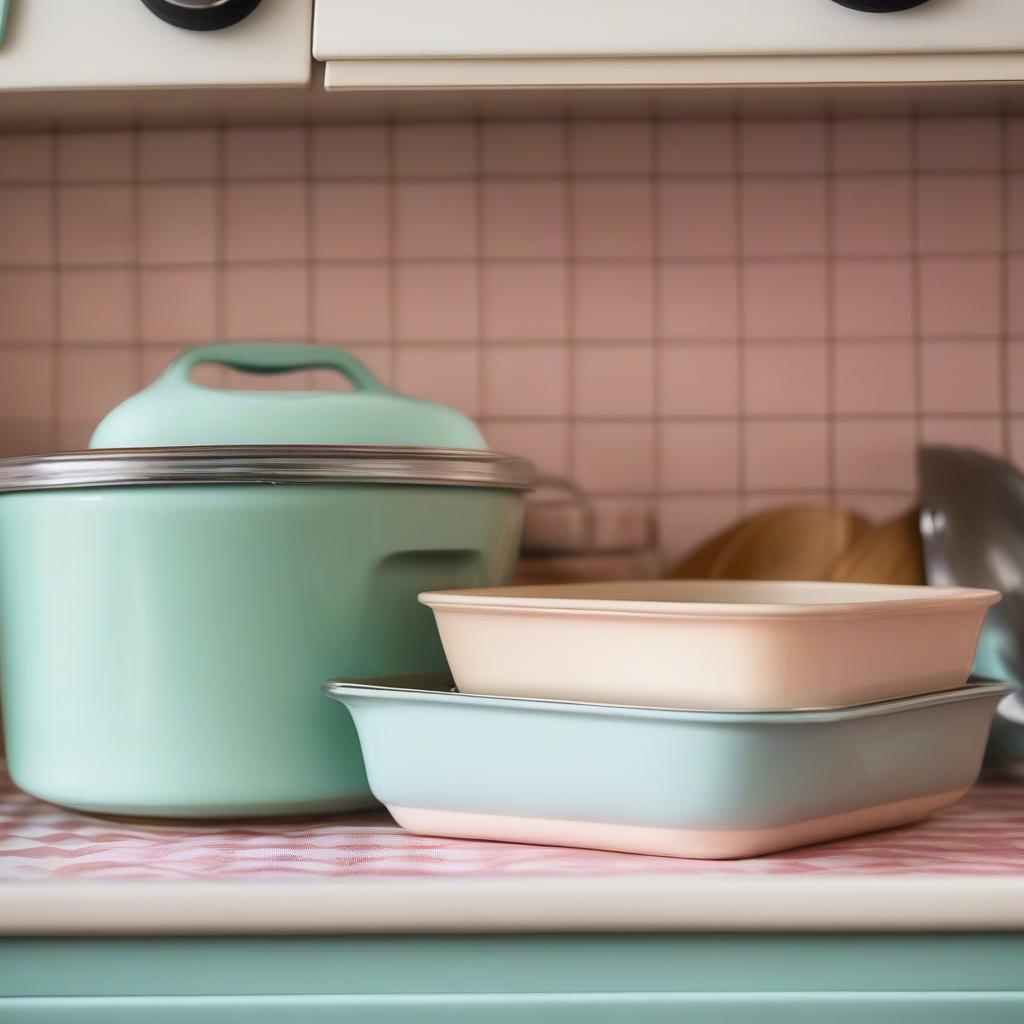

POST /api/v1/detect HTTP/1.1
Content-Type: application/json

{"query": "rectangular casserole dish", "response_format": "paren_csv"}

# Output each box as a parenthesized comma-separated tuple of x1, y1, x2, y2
(324, 678, 1010, 860)
(419, 580, 999, 711)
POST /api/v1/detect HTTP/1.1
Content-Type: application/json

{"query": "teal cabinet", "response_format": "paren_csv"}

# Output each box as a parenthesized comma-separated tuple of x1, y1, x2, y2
(1, 934, 1021, 1021)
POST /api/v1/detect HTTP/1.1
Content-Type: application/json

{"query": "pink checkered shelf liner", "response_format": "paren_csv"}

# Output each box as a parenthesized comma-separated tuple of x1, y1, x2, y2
(2, 769, 1023, 881)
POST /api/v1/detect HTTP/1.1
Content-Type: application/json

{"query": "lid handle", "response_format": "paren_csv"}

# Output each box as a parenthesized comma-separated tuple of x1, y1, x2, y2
(159, 343, 390, 394)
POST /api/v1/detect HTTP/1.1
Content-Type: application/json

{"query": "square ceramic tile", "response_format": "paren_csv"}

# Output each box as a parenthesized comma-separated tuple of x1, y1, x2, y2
(741, 179, 826, 257)
(833, 260, 913, 339)
(743, 262, 827, 341)
(1008, 174, 1024, 251)
(739, 120, 825, 174)
(57, 347, 139, 450)
(916, 175, 1000, 254)
(833, 119, 912, 172)
(921, 340, 1001, 415)
(0, 269, 54, 343)
(313, 264, 391, 344)
(743, 419, 828, 490)
(834, 418, 916, 491)
(834, 341, 915, 415)
(139, 184, 217, 265)
(569, 122, 652, 175)
(395, 263, 478, 344)
(919, 257, 1001, 337)
(657, 344, 739, 416)
(658, 421, 740, 491)
(573, 263, 654, 342)
(394, 346, 480, 417)
(572, 182, 653, 259)
(921, 416, 1004, 457)
(658, 181, 736, 259)
(139, 268, 216, 345)
(741, 490, 830, 516)
(573, 345, 655, 417)
(656, 495, 742, 565)
(311, 125, 389, 179)
(481, 122, 565, 176)
(744, 344, 827, 416)
(0, 134, 52, 183)
(57, 186, 133, 266)
(657, 121, 736, 176)
(659, 264, 739, 340)
(224, 266, 308, 341)
(915, 117, 1000, 171)
(0, 187, 52, 266)
(1010, 342, 1024, 413)
(481, 182, 566, 259)
(573, 421, 656, 493)
(0, 348, 54, 456)
(56, 132, 132, 182)
(139, 129, 218, 181)
(482, 420, 569, 476)
(481, 264, 567, 343)
(395, 182, 477, 259)
(394, 124, 476, 177)
(833, 177, 912, 255)
(59, 268, 134, 345)
(224, 127, 305, 179)
(312, 183, 389, 261)
(225, 183, 306, 262)
(482, 345, 568, 417)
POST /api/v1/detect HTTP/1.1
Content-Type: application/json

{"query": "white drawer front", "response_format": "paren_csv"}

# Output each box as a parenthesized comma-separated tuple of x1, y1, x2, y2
(314, 0, 1024, 60)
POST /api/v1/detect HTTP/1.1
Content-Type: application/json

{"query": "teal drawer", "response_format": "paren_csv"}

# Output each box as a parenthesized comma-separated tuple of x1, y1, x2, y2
(5, 992, 1024, 1023)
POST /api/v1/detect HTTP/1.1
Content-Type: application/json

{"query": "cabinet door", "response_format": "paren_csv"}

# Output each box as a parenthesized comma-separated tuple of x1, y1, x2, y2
(0, 0, 312, 90)
(314, 0, 1024, 60)
(5, 992, 1024, 1023)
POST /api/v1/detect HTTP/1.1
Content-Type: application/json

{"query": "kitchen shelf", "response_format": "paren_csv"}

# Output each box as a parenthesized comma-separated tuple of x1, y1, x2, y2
(3, 764, 1024, 934)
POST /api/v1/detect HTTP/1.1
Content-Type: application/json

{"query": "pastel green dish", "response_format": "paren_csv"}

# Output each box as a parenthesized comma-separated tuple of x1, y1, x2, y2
(326, 679, 1011, 859)
(0, 345, 531, 817)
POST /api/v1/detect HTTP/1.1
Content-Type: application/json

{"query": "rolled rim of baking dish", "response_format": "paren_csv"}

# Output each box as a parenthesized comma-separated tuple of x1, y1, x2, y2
(418, 580, 1001, 619)
(323, 678, 1014, 724)
(0, 445, 535, 493)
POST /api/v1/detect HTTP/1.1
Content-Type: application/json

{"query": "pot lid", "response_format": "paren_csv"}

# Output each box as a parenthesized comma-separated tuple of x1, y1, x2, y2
(0, 446, 534, 494)
(90, 344, 489, 450)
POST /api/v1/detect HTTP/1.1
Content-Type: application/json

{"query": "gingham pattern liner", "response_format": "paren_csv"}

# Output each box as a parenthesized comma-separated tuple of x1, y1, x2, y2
(2, 767, 1023, 880)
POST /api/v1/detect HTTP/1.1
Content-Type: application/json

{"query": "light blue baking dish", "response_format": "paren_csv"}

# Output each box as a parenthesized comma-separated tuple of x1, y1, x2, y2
(324, 678, 1011, 859)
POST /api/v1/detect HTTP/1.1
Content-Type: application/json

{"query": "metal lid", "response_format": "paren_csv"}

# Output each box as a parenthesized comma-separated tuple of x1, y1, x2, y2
(0, 446, 534, 494)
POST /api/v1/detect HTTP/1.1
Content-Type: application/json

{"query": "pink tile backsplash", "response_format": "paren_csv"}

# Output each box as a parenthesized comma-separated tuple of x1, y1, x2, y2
(2, 115, 1023, 566)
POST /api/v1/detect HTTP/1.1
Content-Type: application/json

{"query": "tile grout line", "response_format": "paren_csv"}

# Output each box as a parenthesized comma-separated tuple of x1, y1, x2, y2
(385, 120, 398, 383)
(563, 117, 576, 483)
(732, 105, 748, 515)
(999, 111, 1012, 459)
(213, 124, 227, 385)
(650, 113, 664, 565)
(303, 121, 316, 388)
(48, 130, 60, 451)
(824, 112, 837, 506)
(130, 126, 143, 390)
(474, 119, 486, 426)
(909, 112, 924, 462)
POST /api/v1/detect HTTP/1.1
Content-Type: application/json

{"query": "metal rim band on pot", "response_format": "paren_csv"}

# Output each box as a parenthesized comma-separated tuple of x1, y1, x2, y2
(0, 446, 535, 493)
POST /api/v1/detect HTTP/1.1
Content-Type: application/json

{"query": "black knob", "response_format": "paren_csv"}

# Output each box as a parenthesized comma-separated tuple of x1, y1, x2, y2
(140, 0, 263, 31)
(831, 0, 932, 10)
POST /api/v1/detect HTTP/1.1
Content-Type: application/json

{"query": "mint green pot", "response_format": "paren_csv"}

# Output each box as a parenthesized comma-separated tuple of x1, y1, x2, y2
(0, 345, 530, 817)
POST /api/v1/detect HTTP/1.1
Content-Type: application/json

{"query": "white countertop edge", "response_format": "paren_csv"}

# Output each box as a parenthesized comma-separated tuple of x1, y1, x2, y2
(3, 875, 1024, 934)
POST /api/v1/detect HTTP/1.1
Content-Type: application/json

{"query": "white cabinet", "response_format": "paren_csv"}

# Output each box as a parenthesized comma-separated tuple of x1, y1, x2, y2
(0, 0, 312, 90)
(315, 0, 1024, 89)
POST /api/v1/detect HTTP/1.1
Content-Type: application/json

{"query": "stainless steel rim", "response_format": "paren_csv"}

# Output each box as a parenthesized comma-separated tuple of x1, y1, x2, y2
(0, 446, 534, 493)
